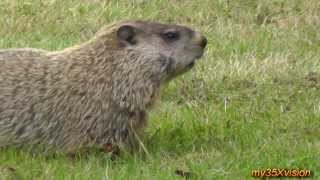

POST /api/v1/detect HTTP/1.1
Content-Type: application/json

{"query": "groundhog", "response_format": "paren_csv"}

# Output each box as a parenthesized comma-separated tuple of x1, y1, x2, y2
(0, 20, 207, 154)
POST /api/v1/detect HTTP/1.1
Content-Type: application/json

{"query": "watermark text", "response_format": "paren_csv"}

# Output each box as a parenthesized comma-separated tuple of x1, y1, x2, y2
(251, 168, 312, 177)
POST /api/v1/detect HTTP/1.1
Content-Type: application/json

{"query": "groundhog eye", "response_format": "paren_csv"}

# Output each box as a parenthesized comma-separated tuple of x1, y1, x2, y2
(163, 31, 180, 42)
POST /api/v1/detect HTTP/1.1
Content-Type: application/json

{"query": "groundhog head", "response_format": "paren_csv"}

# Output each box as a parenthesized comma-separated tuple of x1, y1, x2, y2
(99, 21, 207, 82)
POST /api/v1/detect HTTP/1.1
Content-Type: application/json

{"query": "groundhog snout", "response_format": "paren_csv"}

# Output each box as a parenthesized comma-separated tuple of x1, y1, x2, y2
(194, 32, 207, 49)
(199, 36, 207, 49)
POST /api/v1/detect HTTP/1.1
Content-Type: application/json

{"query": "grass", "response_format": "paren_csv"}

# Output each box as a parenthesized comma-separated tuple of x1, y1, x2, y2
(0, 0, 319, 179)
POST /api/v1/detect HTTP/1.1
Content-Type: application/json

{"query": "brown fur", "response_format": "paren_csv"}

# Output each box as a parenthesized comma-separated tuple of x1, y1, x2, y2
(0, 20, 206, 153)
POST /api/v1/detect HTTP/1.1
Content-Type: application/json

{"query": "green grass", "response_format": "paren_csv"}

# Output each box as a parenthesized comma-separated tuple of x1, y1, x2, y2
(0, 0, 320, 179)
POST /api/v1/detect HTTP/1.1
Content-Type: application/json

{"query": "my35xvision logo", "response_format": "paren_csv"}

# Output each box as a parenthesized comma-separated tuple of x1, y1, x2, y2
(251, 168, 312, 177)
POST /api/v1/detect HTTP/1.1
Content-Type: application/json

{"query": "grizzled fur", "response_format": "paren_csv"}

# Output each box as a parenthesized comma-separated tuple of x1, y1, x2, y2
(0, 21, 206, 153)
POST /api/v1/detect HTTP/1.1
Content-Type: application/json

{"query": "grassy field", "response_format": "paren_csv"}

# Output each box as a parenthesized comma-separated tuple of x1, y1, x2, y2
(0, 0, 319, 179)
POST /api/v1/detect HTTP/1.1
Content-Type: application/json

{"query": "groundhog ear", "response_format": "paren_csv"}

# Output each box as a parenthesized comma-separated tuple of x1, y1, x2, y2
(117, 25, 136, 44)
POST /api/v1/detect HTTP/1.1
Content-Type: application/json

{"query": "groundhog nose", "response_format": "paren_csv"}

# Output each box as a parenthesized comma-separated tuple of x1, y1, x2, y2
(194, 31, 207, 49)
(199, 36, 207, 48)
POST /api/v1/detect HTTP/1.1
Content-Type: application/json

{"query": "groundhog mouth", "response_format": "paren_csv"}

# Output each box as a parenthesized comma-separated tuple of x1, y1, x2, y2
(186, 50, 205, 69)
(186, 61, 195, 68)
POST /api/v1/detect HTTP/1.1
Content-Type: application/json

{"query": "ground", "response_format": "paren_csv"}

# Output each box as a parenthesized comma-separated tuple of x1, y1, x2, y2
(0, 0, 319, 179)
